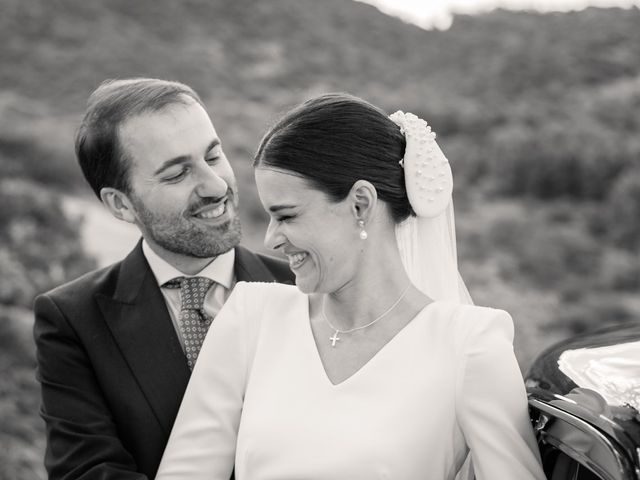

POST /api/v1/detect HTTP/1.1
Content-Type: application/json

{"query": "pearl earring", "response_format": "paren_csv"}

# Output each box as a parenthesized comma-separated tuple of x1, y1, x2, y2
(358, 220, 368, 240)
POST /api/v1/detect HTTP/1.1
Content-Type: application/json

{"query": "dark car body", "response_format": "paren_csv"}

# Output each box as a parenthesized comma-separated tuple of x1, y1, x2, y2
(526, 322, 640, 479)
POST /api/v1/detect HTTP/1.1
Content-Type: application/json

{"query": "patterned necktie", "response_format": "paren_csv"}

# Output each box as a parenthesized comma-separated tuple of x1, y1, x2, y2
(163, 276, 215, 370)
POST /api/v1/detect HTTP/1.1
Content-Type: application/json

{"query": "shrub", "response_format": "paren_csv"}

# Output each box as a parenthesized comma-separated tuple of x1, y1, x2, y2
(0, 180, 96, 307)
(0, 136, 83, 192)
(606, 168, 640, 251)
(478, 204, 602, 289)
(487, 119, 632, 201)
(599, 248, 640, 291)
(519, 225, 602, 287)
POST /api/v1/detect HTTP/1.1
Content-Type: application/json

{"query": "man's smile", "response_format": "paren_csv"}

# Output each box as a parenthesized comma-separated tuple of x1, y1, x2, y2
(193, 201, 226, 220)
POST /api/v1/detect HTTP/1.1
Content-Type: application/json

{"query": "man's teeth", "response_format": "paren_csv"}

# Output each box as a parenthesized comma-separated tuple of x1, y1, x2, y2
(196, 204, 225, 219)
(288, 253, 307, 267)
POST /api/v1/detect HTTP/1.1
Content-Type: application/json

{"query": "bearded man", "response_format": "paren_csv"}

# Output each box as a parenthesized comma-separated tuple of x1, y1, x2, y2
(33, 78, 293, 479)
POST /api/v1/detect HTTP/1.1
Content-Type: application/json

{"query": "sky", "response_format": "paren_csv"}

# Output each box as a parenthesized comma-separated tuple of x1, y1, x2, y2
(356, 0, 640, 28)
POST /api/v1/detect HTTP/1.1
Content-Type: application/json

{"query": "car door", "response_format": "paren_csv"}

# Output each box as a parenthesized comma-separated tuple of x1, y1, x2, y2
(529, 393, 640, 480)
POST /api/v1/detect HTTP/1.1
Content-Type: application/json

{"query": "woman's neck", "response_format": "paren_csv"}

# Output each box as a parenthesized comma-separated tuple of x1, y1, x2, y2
(321, 239, 415, 331)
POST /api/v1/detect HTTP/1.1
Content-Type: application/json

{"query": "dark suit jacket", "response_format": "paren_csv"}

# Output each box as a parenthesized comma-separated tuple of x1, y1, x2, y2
(34, 242, 294, 479)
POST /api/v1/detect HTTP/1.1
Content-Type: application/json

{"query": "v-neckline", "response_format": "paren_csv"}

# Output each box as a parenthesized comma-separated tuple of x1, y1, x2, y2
(304, 299, 438, 387)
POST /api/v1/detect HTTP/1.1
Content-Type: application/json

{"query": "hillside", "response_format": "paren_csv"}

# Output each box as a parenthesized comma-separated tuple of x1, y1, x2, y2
(1, 1, 639, 477)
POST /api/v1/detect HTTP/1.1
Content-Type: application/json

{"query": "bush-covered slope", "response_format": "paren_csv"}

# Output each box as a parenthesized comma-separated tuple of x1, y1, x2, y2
(1, 2, 639, 477)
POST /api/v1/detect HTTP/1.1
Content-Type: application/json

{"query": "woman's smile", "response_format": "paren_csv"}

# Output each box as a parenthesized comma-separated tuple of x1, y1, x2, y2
(286, 251, 309, 270)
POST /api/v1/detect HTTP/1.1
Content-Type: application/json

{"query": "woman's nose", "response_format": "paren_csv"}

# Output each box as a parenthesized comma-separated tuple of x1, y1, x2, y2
(264, 219, 284, 251)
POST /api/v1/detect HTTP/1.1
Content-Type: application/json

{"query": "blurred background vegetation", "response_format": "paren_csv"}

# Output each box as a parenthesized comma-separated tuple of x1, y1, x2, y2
(1, 0, 639, 477)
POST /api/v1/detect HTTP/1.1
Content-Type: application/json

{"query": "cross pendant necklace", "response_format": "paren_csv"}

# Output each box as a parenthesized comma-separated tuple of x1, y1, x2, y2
(321, 283, 412, 347)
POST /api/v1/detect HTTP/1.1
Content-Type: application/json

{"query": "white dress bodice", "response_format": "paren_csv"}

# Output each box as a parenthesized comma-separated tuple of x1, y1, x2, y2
(156, 282, 545, 480)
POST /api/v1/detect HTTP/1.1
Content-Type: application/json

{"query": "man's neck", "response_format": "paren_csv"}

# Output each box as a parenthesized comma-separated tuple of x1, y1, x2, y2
(144, 239, 217, 275)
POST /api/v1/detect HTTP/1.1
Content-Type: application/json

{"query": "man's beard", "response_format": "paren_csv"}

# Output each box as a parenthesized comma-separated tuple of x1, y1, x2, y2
(132, 193, 242, 259)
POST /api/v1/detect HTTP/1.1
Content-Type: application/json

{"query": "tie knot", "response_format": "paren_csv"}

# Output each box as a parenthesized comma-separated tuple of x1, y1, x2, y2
(164, 276, 215, 311)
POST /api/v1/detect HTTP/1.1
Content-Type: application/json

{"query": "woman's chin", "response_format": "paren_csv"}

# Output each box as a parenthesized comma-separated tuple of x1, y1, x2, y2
(293, 275, 318, 294)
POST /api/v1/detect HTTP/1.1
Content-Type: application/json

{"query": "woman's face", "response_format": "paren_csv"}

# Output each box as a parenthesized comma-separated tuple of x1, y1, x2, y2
(255, 167, 359, 294)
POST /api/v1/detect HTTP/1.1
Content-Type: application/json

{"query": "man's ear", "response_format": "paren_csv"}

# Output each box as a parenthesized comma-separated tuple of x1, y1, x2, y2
(349, 180, 377, 223)
(100, 187, 137, 224)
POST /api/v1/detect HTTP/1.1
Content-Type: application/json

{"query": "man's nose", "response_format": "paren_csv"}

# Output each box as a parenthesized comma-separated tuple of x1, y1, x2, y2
(194, 163, 228, 198)
(264, 219, 284, 251)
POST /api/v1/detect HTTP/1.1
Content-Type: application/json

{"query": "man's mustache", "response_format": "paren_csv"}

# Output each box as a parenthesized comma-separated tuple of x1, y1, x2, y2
(186, 188, 236, 215)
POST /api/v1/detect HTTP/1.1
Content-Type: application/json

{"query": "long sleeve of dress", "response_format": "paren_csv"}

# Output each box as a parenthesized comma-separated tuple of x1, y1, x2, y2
(455, 307, 546, 480)
(156, 282, 255, 480)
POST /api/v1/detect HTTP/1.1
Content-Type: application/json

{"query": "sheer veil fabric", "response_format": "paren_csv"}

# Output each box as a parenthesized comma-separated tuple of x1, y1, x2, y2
(396, 212, 475, 480)
(391, 111, 474, 479)
(396, 204, 473, 305)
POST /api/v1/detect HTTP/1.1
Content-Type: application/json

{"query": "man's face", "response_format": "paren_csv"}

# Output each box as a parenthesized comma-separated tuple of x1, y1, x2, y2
(119, 99, 241, 260)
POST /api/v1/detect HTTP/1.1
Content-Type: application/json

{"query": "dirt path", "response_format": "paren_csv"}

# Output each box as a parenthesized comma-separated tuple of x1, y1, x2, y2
(62, 196, 140, 267)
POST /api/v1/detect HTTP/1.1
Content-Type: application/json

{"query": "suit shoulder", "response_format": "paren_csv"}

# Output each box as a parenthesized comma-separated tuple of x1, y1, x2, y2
(36, 261, 122, 307)
(254, 252, 295, 283)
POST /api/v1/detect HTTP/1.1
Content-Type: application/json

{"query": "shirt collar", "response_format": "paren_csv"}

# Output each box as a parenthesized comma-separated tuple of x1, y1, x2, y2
(142, 240, 235, 289)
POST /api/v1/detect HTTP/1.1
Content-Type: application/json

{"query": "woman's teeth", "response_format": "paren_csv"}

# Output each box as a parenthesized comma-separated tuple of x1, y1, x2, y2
(287, 253, 307, 268)
(196, 203, 225, 219)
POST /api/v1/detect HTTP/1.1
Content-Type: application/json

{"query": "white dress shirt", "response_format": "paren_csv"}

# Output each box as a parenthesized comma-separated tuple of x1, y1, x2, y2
(142, 240, 236, 353)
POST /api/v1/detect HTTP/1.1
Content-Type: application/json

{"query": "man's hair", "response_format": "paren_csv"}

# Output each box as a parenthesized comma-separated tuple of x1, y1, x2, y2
(75, 78, 204, 197)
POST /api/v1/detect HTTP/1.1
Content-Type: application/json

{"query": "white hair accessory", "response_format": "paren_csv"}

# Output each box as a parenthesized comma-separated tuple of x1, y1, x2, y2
(389, 110, 473, 305)
(389, 111, 453, 218)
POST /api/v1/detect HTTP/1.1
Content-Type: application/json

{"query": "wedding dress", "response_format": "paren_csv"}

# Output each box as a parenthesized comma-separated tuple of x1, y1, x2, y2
(155, 282, 545, 480)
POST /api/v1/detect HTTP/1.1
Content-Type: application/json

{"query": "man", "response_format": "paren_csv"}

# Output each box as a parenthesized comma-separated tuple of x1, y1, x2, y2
(34, 78, 293, 479)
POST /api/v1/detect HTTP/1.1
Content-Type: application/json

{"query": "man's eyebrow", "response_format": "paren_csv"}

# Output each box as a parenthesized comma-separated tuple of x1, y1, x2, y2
(154, 156, 189, 176)
(154, 140, 221, 176)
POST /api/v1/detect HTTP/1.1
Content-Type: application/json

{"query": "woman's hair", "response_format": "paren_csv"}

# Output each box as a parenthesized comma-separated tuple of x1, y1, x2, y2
(254, 93, 414, 223)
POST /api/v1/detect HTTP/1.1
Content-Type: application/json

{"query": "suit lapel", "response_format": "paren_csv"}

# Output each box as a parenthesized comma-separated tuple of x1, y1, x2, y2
(96, 241, 190, 435)
(95, 244, 278, 434)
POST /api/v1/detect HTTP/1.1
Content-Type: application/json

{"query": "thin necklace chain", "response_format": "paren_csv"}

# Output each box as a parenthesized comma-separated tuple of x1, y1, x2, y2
(321, 283, 412, 335)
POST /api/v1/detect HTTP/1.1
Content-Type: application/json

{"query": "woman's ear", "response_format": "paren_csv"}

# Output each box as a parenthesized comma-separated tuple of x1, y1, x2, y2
(100, 187, 138, 224)
(349, 180, 377, 223)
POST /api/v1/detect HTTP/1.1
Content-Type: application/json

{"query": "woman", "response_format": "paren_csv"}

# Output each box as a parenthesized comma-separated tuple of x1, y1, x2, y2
(155, 93, 545, 479)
